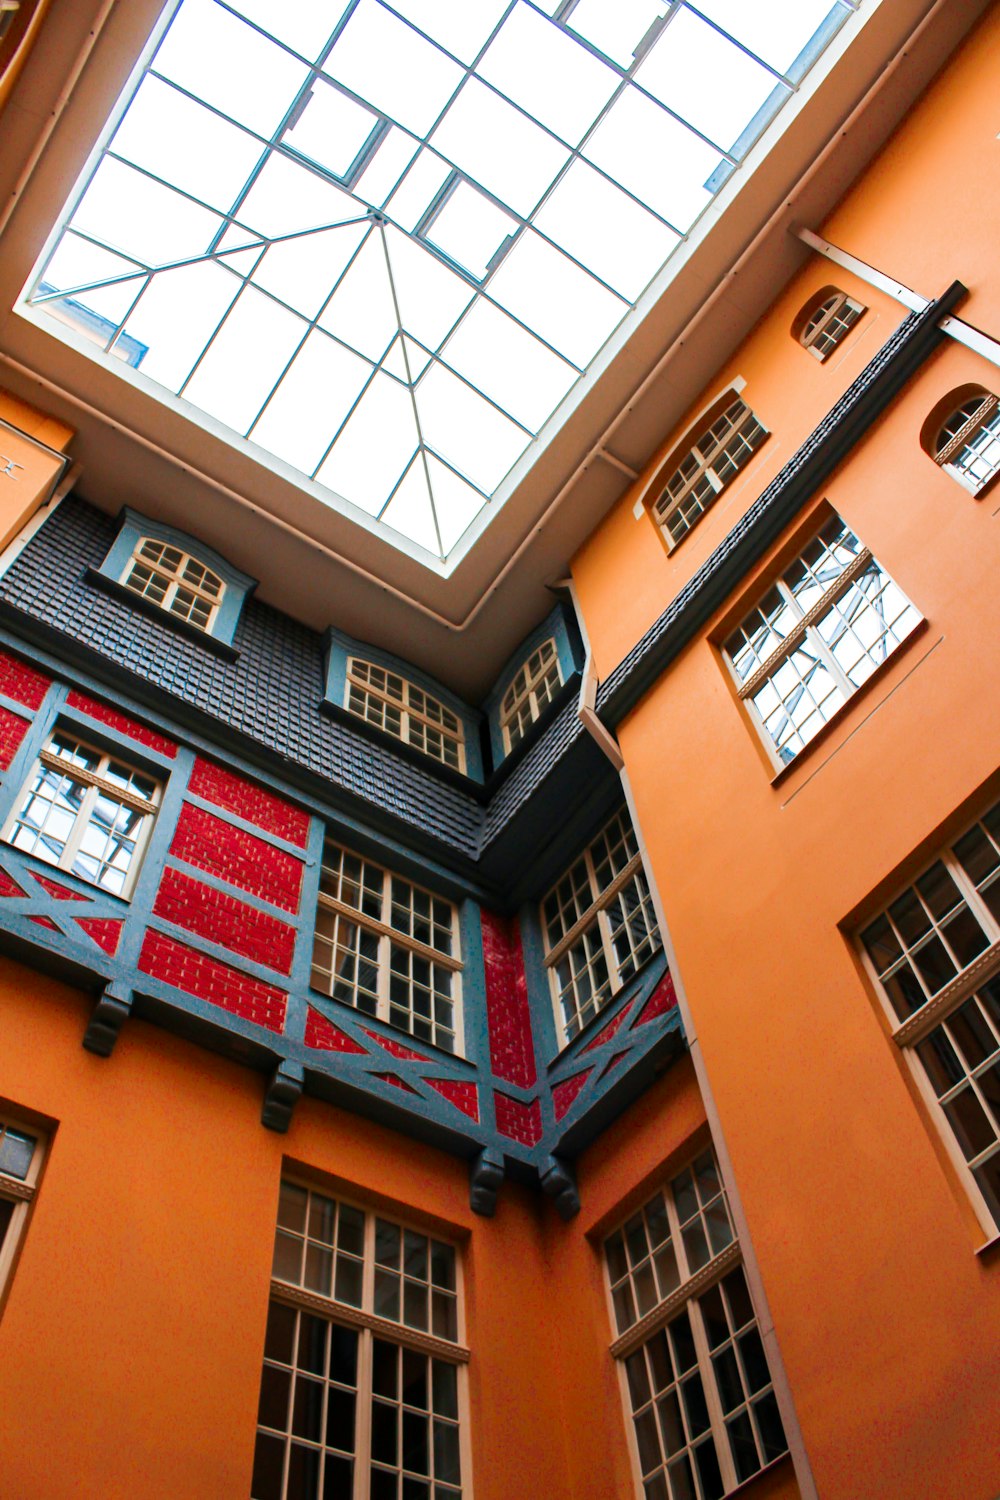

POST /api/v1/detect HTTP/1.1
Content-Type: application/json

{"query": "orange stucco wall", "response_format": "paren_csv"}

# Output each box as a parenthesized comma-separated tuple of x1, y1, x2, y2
(0, 957, 719, 1500)
(571, 12, 1000, 1500)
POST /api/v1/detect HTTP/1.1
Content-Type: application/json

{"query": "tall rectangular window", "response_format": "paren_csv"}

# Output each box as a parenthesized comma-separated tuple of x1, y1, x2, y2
(605, 1150, 787, 1499)
(3, 729, 161, 896)
(858, 794, 1000, 1234)
(723, 513, 921, 767)
(253, 1180, 467, 1500)
(541, 808, 660, 1044)
(0, 1115, 46, 1305)
(311, 841, 462, 1054)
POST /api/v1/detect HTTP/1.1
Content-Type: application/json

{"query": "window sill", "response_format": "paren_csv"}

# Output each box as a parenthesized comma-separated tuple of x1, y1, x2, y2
(767, 615, 930, 788)
(85, 568, 240, 661)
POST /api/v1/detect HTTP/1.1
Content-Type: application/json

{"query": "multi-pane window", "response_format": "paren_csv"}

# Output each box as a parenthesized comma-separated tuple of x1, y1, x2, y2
(605, 1151, 787, 1500)
(724, 513, 921, 767)
(500, 640, 563, 752)
(797, 290, 865, 360)
(345, 660, 465, 773)
(254, 1180, 466, 1500)
(859, 796, 1000, 1234)
(652, 399, 767, 547)
(3, 730, 160, 896)
(311, 841, 461, 1053)
(0, 1116, 45, 1307)
(542, 808, 660, 1044)
(122, 537, 224, 631)
(932, 391, 1000, 493)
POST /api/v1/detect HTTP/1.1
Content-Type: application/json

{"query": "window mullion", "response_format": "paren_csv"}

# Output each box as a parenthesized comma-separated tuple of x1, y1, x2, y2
(688, 1293, 740, 1493)
(596, 904, 619, 996)
(942, 848, 1000, 948)
(59, 779, 95, 873)
(806, 617, 856, 700)
(354, 1326, 374, 1500)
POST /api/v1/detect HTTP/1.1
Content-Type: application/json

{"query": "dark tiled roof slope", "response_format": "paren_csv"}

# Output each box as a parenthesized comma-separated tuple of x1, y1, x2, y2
(0, 500, 485, 857)
(482, 697, 585, 846)
(596, 285, 964, 726)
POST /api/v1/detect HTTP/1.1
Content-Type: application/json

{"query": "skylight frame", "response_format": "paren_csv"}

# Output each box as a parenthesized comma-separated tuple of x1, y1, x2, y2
(18, 0, 865, 573)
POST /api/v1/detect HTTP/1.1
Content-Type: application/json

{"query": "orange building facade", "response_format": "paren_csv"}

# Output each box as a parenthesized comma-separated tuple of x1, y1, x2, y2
(0, 4, 997, 1500)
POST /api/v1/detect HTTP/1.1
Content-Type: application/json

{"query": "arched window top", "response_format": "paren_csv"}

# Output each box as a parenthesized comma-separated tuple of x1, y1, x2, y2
(923, 386, 1000, 494)
(501, 638, 562, 751)
(794, 286, 865, 361)
(345, 657, 465, 772)
(121, 537, 225, 632)
(648, 393, 767, 548)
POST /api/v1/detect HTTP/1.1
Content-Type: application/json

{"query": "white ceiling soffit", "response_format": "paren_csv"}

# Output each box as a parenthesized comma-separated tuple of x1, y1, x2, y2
(0, 0, 987, 694)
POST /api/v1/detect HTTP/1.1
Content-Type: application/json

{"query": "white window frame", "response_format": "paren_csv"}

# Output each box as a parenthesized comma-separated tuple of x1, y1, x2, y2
(857, 795, 1000, 1240)
(722, 512, 922, 771)
(500, 638, 563, 753)
(604, 1149, 788, 1499)
(797, 290, 865, 361)
(310, 840, 463, 1055)
(2, 728, 161, 898)
(254, 1177, 471, 1500)
(932, 392, 1000, 495)
(541, 809, 660, 1046)
(120, 537, 225, 632)
(0, 1114, 47, 1310)
(651, 398, 768, 549)
(344, 658, 465, 773)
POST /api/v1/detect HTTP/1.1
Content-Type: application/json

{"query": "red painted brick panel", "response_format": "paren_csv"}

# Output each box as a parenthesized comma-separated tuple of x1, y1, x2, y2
(138, 929, 286, 1033)
(154, 866, 295, 976)
(359, 1026, 426, 1061)
(169, 803, 303, 913)
(373, 1072, 418, 1094)
(636, 972, 678, 1025)
(552, 1068, 593, 1122)
(494, 1092, 542, 1146)
(0, 706, 30, 770)
(0, 869, 26, 898)
(75, 917, 123, 956)
(481, 910, 536, 1088)
(66, 691, 178, 758)
(582, 999, 635, 1053)
(0, 650, 50, 711)
(29, 872, 87, 901)
(188, 757, 310, 847)
(425, 1078, 479, 1121)
(304, 1008, 367, 1053)
(29, 915, 61, 932)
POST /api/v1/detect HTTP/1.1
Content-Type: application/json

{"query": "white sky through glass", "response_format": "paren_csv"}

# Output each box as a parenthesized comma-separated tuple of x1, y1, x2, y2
(29, 0, 859, 562)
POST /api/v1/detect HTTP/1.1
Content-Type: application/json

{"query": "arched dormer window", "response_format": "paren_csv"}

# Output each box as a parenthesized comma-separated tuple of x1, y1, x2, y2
(121, 538, 224, 631)
(501, 638, 562, 751)
(924, 388, 1000, 494)
(345, 658, 465, 772)
(794, 287, 865, 361)
(649, 394, 767, 547)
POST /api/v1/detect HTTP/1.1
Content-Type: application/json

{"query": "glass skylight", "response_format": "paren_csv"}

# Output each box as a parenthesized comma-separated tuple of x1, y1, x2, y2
(26, 0, 860, 562)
